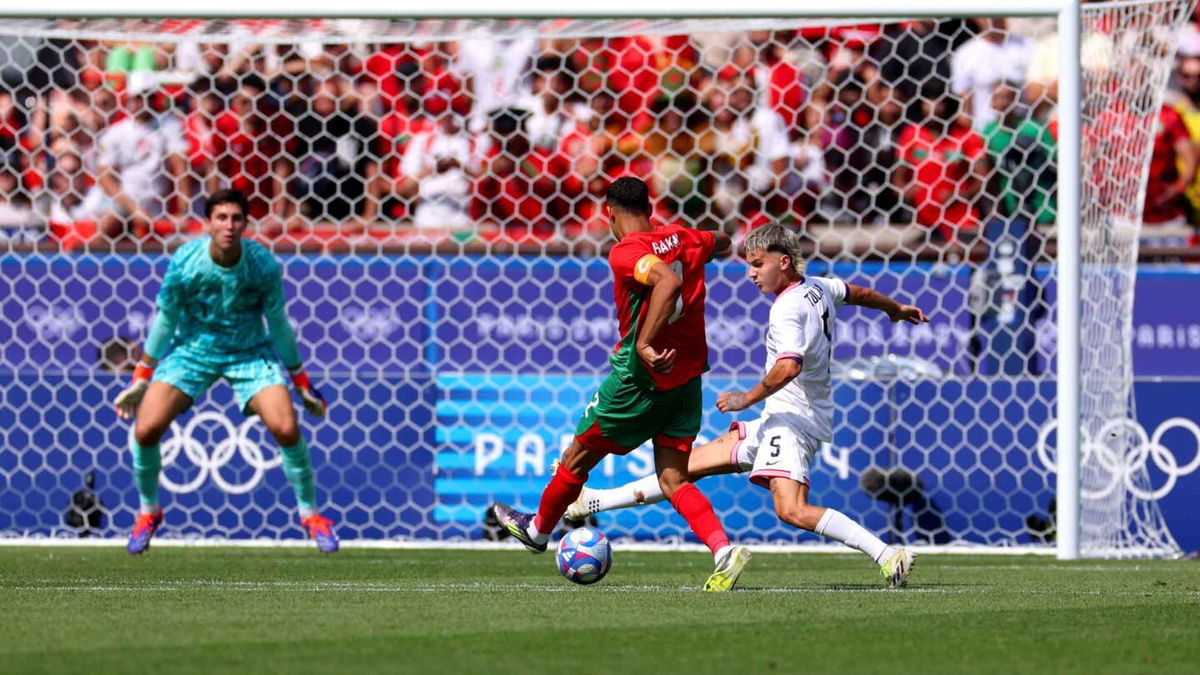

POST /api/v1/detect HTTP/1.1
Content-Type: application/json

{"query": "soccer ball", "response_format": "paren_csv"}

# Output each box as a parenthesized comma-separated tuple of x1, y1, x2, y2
(556, 527, 612, 585)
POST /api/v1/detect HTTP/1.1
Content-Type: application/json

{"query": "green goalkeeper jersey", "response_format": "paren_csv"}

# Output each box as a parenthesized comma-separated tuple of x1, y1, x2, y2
(150, 236, 300, 365)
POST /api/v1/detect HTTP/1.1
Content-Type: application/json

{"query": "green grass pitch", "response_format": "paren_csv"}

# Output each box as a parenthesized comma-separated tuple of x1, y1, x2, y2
(1, 546, 1197, 674)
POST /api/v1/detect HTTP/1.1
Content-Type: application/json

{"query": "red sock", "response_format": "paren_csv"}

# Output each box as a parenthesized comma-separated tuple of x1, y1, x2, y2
(532, 463, 587, 535)
(669, 482, 731, 554)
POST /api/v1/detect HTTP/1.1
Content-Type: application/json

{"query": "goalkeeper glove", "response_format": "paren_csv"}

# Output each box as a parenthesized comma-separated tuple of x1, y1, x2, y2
(289, 366, 328, 418)
(115, 361, 155, 420)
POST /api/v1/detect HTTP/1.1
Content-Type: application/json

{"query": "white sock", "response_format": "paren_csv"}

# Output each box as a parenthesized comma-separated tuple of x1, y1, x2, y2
(714, 544, 733, 564)
(139, 502, 159, 515)
(814, 508, 892, 565)
(580, 474, 666, 515)
(298, 506, 316, 519)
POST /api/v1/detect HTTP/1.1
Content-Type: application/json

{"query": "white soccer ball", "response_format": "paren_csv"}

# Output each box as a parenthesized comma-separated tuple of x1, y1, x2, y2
(556, 527, 612, 585)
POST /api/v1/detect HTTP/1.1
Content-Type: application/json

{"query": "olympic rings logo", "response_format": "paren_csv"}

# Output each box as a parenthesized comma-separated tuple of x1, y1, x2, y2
(1037, 417, 1200, 501)
(158, 411, 281, 495)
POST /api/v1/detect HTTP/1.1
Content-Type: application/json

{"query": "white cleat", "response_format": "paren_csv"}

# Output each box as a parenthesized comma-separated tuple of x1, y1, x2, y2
(565, 489, 593, 521)
(880, 548, 915, 588)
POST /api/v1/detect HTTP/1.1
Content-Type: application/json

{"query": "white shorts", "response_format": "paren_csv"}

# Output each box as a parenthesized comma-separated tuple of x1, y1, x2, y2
(728, 415, 820, 489)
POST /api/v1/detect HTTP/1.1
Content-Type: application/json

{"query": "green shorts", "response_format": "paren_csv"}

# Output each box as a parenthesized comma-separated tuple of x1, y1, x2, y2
(574, 374, 702, 454)
(153, 344, 287, 415)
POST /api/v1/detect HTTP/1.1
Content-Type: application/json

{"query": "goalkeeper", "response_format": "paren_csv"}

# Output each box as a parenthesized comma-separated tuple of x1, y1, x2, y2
(113, 189, 337, 555)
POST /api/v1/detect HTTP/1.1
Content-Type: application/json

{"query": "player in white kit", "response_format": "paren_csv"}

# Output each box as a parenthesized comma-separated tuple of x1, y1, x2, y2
(567, 224, 928, 587)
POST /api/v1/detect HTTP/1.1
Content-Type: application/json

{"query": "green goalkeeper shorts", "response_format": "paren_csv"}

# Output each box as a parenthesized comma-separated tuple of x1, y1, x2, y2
(153, 344, 287, 415)
(573, 374, 702, 454)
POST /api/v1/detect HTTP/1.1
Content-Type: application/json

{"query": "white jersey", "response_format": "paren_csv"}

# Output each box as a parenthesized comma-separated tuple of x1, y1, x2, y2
(950, 35, 1032, 131)
(96, 116, 186, 203)
(762, 275, 847, 441)
(455, 37, 537, 131)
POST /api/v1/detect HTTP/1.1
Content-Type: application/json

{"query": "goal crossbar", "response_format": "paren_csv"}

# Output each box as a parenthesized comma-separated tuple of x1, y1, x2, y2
(0, 1, 1081, 20)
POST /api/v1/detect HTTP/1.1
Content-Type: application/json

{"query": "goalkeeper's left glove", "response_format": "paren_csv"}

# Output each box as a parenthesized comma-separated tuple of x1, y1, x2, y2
(289, 366, 328, 418)
(115, 361, 155, 420)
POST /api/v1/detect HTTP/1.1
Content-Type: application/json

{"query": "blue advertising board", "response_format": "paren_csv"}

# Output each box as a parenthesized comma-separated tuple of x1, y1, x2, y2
(0, 254, 1196, 551)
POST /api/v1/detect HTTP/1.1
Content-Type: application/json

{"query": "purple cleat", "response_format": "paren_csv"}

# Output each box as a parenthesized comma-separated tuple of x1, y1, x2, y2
(126, 509, 163, 555)
(301, 514, 339, 553)
(491, 502, 547, 553)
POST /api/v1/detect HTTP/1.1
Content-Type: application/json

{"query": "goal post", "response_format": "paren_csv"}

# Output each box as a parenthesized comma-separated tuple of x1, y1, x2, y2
(1055, 0, 1083, 561)
(0, 1, 1193, 558)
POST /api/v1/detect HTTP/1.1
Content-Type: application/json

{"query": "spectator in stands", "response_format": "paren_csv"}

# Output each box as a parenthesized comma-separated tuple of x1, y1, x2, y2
(525, 90, 590, 234)
(655, 35, 701, 104)
(311, 43, 363, 80)
(729, 81, 790, 191)
(526, 57, 585, 154)
(362, 87, 429, 223)
(363, 42, 422, 112)
(894, 85, 987, 241)
(473, 109, 547, 237)
(982, 80, 1057, 225)
(819, 67, 907, 225)
(776, 102, 827, 224)
(643, 95, 708, 225)
(285, 77, 377, 223)
(1025, 18, 1113, 118)
(575, 36, 659, 130)
(260, 44, 310, 101)
(213, 77, 289, 223)
(79, 83, 188, 244)
(951, 18, 1032, 131)
(580, 89, 645, 186)
(1170, 40, 1200, 222)
(184, 83, 223, 199)
(823, 32, 873, 90)
(0, 166, 37, 243)
(873, 21, 955, 105)
(420, 43, 472, 121)
(747, 31, 808, 130)
(455, 36, 537, 133)
(0, 88, 26, 176)
(399, 109, 477, 229)
(1143, 102, 1198, 227)
(83, 87, 119, 134)
(42, 145, 90, 225)
(820, 71, 905, 224)
(700, 86, 742, 229)
(36, 93, 99, 224)
(709, 81, 790, 229)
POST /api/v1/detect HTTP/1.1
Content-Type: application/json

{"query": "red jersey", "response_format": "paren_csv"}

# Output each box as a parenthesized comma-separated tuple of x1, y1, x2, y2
(607, 224, 717, 391)
(898, 122, 985, 237)
(1144, 104, 1190, 224)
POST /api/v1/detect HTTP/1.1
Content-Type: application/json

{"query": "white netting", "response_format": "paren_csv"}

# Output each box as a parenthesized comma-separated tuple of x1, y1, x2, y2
(1075, 0, 1196, 556)
(0, 4, 1192, 555)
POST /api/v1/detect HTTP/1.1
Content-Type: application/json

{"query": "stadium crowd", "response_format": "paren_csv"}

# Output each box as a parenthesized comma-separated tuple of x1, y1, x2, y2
(0, 15, 1197, 255)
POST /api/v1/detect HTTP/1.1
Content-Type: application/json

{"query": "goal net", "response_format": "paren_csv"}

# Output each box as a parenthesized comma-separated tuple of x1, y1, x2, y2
(0, 2, 1192, 555)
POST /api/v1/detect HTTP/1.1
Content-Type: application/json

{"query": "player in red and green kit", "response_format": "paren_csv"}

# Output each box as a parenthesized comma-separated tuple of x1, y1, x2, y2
(492, 177, 751, 591)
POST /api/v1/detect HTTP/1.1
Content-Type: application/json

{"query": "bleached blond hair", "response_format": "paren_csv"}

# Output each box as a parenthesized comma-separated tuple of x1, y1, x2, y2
(741, 224, 806, 275)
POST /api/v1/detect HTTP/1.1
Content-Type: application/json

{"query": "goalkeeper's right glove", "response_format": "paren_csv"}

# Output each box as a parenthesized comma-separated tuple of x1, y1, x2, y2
(115, 362, 154, 420)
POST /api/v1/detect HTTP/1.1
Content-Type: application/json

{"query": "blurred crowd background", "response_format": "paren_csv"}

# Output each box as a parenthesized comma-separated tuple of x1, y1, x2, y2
(0, 14, 1197, 258)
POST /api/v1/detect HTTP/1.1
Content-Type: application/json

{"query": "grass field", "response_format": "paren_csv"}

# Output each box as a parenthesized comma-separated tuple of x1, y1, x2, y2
(1, 546, 1198, 674)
